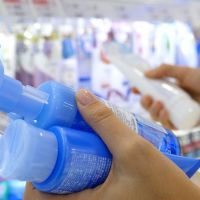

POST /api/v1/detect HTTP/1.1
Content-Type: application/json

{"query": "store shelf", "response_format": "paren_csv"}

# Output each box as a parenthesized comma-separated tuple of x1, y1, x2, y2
(0, 0, 200, 25)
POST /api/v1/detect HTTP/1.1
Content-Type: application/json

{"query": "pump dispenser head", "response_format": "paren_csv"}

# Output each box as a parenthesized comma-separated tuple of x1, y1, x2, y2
(0, 120, 58, 183)
(0, 60, 49, 120)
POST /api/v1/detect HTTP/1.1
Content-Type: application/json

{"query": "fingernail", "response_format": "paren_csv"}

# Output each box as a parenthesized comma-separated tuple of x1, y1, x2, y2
(76, 89, 97, 106)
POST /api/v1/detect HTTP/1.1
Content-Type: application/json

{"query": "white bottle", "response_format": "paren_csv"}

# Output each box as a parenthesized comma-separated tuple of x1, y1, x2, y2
(103, 42, 200, 130)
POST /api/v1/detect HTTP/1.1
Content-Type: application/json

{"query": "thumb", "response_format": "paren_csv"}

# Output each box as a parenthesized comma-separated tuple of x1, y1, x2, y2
(145, 64, 187, 81)
(76, 89, 139, 157)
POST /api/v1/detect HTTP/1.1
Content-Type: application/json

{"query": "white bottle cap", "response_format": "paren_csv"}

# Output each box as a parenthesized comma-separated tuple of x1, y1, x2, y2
(0, 120, 58, 183)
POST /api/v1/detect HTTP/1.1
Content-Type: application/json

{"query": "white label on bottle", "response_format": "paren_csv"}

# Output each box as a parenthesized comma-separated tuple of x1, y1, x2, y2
(102, 100, 170, 150)
(50, 150, 112, 194)
(103, 100, 138, 132)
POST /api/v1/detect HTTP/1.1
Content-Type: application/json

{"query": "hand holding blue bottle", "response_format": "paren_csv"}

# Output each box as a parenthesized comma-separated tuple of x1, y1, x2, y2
(24, 89, 200, 200)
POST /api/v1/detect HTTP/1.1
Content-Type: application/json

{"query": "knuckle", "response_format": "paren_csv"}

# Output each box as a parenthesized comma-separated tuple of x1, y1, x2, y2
(159, 110, 166, 121)
(151, 102, 157, 110)
(160, 110, 169, 123)
(141, 98, 149, 109)
(150, 113, 158, 121)
(160, 64, 169, 72)
(88, 103, 114, 125)
(141, 100, 146, 108)
(159, 64, 165, 68)
(150, 104, 156, 115)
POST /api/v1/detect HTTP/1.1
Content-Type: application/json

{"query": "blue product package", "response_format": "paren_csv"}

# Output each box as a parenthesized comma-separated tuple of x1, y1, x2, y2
(0, 64, 88, 130)
(62, 38, 75, 59)
(1, 120, 200, 194)
(1, 121, 111, 194)
(0, 62, 199, 182)
(34, 126, 112, 193)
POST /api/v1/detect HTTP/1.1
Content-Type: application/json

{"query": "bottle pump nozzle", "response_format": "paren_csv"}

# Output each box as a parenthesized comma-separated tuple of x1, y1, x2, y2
(0, 61, 49, 120)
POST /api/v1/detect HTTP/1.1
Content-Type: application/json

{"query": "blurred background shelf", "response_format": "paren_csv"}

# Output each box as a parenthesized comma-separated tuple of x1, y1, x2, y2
(1, 0, 200, 199)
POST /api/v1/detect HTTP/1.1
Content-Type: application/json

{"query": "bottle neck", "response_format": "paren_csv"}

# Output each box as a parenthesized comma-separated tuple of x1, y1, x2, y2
(13, 85, 49, 120)
(0, 74, 49, 120)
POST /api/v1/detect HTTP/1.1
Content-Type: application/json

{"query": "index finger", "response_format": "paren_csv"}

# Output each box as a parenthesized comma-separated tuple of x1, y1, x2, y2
(145, 64, 188, 81)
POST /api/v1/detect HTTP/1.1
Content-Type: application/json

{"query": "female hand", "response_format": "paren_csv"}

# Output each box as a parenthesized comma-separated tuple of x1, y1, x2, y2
(134, 64, 200, 130)
(24, 89, 200, 200)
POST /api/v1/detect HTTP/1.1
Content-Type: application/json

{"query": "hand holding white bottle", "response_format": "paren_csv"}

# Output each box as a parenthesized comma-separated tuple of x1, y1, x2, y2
(103, 42, 200, 130)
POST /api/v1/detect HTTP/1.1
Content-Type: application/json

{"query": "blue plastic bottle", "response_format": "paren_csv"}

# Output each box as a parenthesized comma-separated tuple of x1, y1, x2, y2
(0, 63, 90, 130)
(0, 120, 200, 194)
(0, 60, 147, 132)
(0, 63, 176, 134)
(0, 64, 182, 152)
(0, 60, 200, 186)
(0, 120, 111, 194)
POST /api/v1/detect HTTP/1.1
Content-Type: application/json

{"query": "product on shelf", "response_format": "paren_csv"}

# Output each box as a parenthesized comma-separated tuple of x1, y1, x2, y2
(15, 31, 34, 86)
(57, 33, 78, 90)
(177, 128, 200, 158)
(0, 20, 198, 105)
